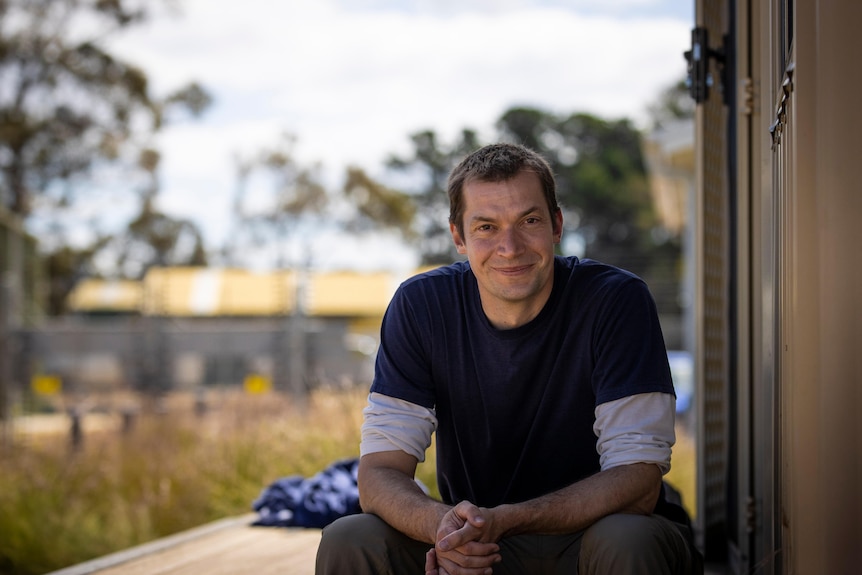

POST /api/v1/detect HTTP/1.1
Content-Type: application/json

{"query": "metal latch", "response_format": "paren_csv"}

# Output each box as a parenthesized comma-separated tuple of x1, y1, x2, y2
(684, 27, 727, 104)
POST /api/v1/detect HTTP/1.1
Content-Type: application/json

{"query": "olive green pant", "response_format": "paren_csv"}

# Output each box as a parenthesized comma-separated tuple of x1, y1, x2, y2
(315, 512, 703, 574)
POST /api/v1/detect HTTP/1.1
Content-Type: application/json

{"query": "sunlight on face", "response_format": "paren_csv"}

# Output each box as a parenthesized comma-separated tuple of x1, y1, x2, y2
(450, 170, 562, 329)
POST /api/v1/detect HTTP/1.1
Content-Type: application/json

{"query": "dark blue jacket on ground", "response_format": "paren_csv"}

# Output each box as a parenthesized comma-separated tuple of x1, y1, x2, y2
(252, 458, 360, 528)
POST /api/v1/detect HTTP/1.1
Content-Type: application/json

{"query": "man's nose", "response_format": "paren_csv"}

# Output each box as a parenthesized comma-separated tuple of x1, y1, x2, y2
(497, 227, 525, 256)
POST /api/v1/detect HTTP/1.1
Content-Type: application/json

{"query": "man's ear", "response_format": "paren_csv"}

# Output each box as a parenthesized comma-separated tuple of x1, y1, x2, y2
(553, 208, 563, 244)
(450, 222, 467, 255)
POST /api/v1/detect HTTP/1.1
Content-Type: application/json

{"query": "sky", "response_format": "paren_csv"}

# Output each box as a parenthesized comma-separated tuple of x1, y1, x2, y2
(102, 0, 693, 272)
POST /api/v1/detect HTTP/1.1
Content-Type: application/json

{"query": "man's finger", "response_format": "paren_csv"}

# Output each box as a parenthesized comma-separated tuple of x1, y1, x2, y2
(425, 548, 439, 575)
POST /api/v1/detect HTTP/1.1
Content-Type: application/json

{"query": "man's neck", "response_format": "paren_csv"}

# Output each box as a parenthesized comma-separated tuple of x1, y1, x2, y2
(479, 291, 551, 330)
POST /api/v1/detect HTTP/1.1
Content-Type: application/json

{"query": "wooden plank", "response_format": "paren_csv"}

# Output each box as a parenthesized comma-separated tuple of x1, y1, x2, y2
(46, 515, 322, 575)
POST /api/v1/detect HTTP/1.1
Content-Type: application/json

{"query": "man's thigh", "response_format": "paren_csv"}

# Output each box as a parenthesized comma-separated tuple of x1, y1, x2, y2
(579, 513, 702, 575)
(494, 514, 700, 575)
(315, 513, 428, 575)
(495, 532, 584, 574)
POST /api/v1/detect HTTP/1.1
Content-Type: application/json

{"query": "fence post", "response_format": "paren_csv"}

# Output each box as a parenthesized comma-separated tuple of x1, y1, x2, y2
(69, 408, 83, 450)
(120, 407, 138, 434)
(1, 213, 23, 446)
(0, 272, 11, 446)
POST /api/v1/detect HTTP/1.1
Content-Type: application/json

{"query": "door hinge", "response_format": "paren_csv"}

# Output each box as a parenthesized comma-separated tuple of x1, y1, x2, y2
(741, 77, 754, 115)
(745, 496, 757, 534)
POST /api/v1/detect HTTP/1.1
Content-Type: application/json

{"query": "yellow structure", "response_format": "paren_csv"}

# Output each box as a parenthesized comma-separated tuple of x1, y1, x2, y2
(66, 267, 423, 320)
(141, 268, 297, 316)
(65, 279, 143, 314)
(305, 271, 397, 317)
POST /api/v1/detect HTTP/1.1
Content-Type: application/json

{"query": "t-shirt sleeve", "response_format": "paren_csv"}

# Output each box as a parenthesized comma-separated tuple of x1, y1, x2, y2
(370, 284, 437, 409)
(591, 277, 675, 405)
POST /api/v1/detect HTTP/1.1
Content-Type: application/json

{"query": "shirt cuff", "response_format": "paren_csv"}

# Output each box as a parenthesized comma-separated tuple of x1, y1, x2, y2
(360, 392, 437, 462)
(593, 392, 676, 475)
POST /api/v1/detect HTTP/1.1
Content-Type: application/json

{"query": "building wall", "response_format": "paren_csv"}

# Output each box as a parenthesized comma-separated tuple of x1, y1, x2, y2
(766, 1, 862, 571)
(697, 0, 862, 572)
(24, 316, 376, 397)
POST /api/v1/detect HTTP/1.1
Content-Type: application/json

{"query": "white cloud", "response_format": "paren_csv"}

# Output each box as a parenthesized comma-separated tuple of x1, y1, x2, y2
(104, 0, 690, 268)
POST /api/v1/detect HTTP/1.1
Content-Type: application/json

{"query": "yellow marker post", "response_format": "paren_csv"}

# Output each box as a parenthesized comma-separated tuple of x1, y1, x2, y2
(32, 374, 62, 396)
(243, 373, 272, 395)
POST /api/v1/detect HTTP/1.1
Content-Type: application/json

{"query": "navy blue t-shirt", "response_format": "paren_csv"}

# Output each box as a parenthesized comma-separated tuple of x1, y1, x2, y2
(371, 256, 673, 508)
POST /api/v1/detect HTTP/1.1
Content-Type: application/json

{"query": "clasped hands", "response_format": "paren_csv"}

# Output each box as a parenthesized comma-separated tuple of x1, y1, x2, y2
(424, 500, 505, 575)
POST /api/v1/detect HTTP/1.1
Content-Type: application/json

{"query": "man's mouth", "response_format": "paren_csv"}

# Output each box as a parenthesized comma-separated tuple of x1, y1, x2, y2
(493, 264, 533, 276)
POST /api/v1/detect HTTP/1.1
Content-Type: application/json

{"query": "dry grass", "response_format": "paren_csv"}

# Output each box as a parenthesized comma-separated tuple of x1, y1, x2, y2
(0, 389, 694, 575)
(0, 387, 378, 575)
(666, 423, 697, 519)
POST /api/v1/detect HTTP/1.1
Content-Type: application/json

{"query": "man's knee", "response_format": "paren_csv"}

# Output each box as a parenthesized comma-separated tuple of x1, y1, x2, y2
(316, 513, 427, 575)
(580, 514, 698, 575)
(583, 514, 662, 553)
(317, 514, 376, 574)
(319, 513, 374, 550)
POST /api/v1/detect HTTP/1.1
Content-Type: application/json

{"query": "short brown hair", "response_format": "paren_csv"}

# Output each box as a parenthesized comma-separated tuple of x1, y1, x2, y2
(447, 143, 559, 236)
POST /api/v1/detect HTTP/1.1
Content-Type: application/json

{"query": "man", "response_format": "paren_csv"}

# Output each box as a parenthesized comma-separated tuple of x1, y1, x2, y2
(316, 143, 701, 574)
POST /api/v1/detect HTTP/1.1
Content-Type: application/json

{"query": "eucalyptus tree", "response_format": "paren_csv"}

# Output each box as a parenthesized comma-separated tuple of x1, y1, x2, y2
(94, 149, 207, 282)
(224, 134, 330, 270)
(225, 134, 417, 271)
(342, 166, 416, 239)
(0, 0, 208, 217)
(386, 128, 480, 265)
(0, 0, 211, 311)
(496, 106, 681, 316)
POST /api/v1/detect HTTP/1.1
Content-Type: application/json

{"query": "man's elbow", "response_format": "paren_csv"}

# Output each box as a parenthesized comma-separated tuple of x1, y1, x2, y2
(356, 459, 381, 514)
(625, 463, 664, 515)
(357, 481, 381, 515)
(356, 451, 419, 514)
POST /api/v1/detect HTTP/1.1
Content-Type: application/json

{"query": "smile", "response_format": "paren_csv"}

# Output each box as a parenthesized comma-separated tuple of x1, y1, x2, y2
(493, 264, 533, 275)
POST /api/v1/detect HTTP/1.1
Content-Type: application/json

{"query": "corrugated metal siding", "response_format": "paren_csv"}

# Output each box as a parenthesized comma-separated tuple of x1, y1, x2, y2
(696, 0, 731, 559)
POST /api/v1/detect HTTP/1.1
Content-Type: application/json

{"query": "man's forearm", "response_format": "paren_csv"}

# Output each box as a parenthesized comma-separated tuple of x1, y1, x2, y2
(358, 457, 450, 544)
(491, 463, 662, 540)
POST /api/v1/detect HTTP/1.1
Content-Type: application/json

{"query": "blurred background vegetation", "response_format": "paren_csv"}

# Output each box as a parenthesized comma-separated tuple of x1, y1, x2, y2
(0, 0, 692, 315)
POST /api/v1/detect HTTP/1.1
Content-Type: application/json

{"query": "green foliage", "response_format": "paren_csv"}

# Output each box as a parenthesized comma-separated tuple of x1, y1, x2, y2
(44, 243, 104, 315)
(113, 195, 209, 280)
(224, 134, 330, 268)
(496, 106, 682, 315)
(497, 107, 655, 243)
(385, 106, 683, 317)
(386, 129, 481, 265)
(343, 167, 416, 235)
(647, 78, 695, 129)
(0, 0, 207, 217)
(0, 0, 211, 307)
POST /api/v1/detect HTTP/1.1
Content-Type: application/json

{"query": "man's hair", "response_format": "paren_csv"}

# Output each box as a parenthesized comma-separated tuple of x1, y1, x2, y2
(447, 143, 559, 236)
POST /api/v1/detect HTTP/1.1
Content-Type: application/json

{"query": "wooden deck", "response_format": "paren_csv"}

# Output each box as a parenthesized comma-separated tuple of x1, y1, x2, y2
(44, 513, 723, 575)
(46, 515, 321, 575)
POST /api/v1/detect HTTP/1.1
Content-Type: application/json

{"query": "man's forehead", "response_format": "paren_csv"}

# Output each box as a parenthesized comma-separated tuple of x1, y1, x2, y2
(465, 203, 545, 222)
(463, 173, 544, 206)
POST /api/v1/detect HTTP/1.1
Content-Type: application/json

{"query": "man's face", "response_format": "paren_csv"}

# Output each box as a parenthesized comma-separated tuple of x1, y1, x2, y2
(450, 170, 562, 329)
